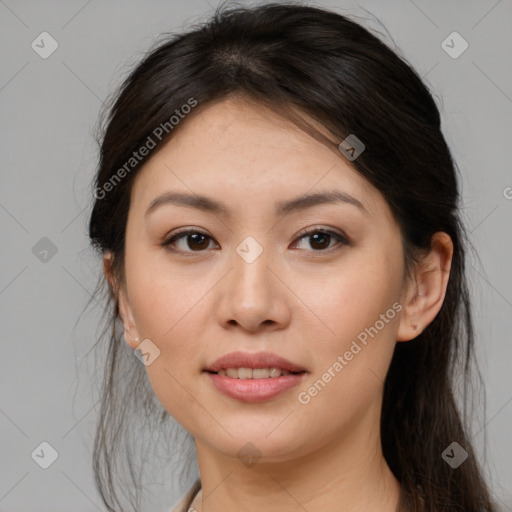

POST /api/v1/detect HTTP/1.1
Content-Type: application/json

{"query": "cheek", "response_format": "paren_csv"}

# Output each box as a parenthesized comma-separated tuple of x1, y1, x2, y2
(295, 249, 402, 402)
(128, 271, 207, 430)
(300, 249, 402, 350)
(122, 248, 202, 393)
(125, 239, 202, 340)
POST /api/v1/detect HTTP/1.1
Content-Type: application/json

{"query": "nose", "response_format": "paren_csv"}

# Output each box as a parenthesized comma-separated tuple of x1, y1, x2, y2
(215, 243, 292, 333)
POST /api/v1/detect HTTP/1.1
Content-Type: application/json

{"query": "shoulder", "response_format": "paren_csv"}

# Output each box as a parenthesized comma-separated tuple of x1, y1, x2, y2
(168, 478, 202, 512)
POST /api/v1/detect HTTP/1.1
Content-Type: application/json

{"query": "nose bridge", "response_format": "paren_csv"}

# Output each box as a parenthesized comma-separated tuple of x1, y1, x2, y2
(215, 233, 290, 331)
(231, 234, 273, 305)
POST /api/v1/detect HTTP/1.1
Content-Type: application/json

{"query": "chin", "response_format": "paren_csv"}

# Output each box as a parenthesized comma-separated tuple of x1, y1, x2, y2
(204, 423, 309, 461)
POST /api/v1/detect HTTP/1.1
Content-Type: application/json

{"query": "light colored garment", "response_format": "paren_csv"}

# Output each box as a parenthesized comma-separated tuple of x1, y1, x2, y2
(168, 479, 201, 512)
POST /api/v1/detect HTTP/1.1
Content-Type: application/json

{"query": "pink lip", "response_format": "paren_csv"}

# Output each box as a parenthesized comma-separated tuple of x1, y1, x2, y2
(206, 372, 307, 403)
(203, 351, 307, 403)
(204, 351, 307, 373)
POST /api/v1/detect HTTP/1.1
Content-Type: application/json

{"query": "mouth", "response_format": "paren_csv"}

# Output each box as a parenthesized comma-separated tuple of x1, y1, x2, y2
(203, 351, 308, 402)
(204, 350, 307, 374)
(205, 367, 306, 379)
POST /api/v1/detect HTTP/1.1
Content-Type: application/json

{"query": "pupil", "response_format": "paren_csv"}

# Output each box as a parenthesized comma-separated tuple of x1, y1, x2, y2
(311, 232, 329, 250)
(189, 233, 208, 250)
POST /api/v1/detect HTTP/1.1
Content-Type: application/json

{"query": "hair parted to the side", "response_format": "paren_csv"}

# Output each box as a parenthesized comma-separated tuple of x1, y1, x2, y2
(87, 2, 497, 511)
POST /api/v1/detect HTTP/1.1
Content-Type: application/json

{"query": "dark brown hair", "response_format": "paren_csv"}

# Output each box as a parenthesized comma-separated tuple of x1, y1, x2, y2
(87, 2, 497, 510)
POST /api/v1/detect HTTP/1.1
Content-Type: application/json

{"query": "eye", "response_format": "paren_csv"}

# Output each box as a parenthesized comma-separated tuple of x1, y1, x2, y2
(161, 226, 349, 254)
(161, 229, 218, 253)
(291, 227, 349, 252)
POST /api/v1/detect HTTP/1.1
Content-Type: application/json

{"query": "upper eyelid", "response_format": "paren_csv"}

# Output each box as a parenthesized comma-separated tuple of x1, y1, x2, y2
(165, 225, 346, 240)
(295, 225, 347, 238)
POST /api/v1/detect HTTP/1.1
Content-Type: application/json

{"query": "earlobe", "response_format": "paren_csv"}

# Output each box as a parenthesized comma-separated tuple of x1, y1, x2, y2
(118, 289, 141, 349)
(103, 252, 116, 292)
(396, 285, 424, 342)
(397, 232, 453, 342)
(123, 323, 140, 349)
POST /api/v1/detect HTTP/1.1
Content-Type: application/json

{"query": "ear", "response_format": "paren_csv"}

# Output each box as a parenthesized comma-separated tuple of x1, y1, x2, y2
(397, 232, 453, 342)
(103, 252, 141, 349)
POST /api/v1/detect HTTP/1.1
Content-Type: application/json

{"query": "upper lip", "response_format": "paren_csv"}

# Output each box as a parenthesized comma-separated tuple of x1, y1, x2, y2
(204, 351, 307, 373)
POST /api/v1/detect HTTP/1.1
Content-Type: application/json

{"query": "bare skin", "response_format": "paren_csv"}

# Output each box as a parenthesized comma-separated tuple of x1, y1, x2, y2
(104, 96, 453, 512)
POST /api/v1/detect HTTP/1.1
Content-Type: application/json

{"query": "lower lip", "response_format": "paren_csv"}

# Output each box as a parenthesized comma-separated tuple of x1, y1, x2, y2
(205, 372, 306, 403)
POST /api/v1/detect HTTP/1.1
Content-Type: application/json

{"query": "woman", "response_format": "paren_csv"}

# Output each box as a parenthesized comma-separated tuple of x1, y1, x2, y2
(88, 3, 497, 511)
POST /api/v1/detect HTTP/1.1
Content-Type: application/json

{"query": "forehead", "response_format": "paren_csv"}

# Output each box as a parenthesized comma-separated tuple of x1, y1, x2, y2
(149, 97, 340, 173)
(129, 97, 384, 219)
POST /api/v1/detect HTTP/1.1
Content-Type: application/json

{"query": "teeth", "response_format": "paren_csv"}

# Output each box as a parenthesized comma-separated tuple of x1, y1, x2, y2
(253, 368, 270, 379)
(269, 367, 281, 378)
(226, 368, 238, 378)
(238, 367, 253, 379)
(217, 367, 293, 379)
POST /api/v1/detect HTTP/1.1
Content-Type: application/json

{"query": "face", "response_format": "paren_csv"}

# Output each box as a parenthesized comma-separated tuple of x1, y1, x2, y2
(114, 97, 412, 464)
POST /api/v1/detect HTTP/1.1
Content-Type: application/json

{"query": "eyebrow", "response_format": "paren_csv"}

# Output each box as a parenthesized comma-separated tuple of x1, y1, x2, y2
(145, 189, 367, 218)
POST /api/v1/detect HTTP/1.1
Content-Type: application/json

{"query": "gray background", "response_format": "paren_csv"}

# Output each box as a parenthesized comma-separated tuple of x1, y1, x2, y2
(1, 0, 511, 510)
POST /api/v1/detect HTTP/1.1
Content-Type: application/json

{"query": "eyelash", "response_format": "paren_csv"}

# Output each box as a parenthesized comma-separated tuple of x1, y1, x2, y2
(161, 226, 350, 255)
